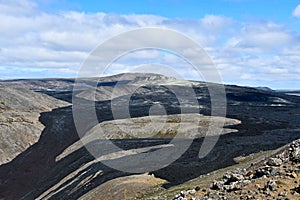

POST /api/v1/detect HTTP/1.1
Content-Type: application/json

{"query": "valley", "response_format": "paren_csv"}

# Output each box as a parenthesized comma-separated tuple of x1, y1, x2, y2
(0, 73, 299, 199)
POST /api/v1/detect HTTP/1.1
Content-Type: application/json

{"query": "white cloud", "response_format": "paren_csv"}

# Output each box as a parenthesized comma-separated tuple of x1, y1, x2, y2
(0, 0, 38, 16)
(0, 0, 299, 89)
(200, 15, 235, 33)
(227, 22, 296, 53)
(293, 4, 300, 17)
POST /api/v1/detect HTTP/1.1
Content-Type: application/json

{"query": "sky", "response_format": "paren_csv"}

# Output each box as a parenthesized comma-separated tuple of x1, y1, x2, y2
(0, 0, 300, 89)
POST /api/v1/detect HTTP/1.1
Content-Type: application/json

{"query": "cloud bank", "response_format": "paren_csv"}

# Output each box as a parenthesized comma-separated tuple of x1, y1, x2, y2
(293, 4, 300, 18)
(0, 0, 299, 89)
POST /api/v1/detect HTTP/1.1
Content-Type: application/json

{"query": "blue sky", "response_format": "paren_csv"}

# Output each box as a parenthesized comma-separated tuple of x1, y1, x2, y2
(0, 0, 300, 89)
(40, 0, 297, 21)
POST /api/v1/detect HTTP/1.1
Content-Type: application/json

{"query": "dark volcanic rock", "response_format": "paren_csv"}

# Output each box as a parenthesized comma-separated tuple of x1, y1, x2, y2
(0, 73, 299, 200)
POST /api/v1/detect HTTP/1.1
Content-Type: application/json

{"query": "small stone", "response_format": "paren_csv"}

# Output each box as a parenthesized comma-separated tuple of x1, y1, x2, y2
(195, 186, 201, 191)
(279, 191, 287, 197)
(242, 180, 251, 185)
(263, 190, 270, 196)
(246, 195, 252, 199)
(270, 167, 282, 176)
(291, 185, 300, 194)
(211, 180, 224, 190)
(267, 158, 283, 166)
(180, 190, 187, 197)
(188, 189, 196, 195)
(231, 173, 244, 182)
(291, 172, 298, 178)
(246, 171, 253, 177)
(266, 180, 277, 191)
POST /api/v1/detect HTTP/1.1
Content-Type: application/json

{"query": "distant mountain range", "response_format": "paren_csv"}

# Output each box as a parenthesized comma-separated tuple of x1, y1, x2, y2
(276, 89, 300, 96)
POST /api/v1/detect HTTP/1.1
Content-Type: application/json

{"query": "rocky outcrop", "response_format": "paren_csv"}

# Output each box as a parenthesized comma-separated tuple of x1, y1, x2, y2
(172, 139, 300, 200)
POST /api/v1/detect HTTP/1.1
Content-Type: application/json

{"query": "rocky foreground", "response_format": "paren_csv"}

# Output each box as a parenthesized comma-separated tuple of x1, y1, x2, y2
(171, 139, 300, 200)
